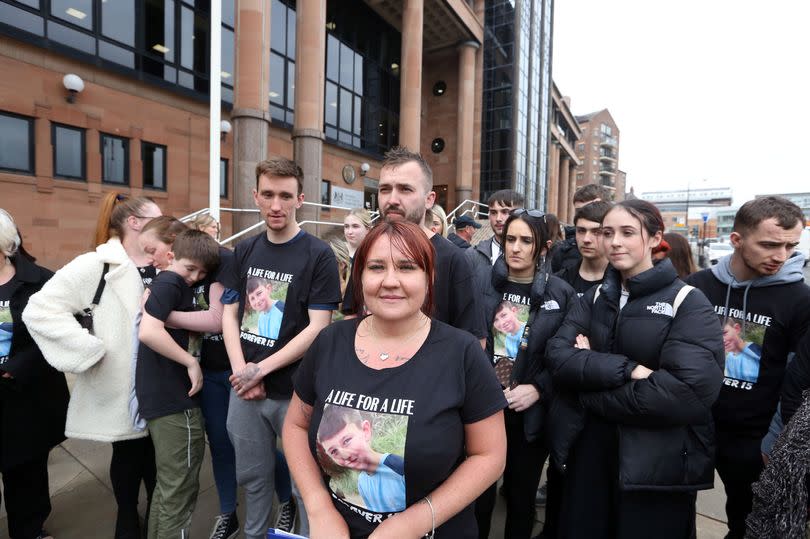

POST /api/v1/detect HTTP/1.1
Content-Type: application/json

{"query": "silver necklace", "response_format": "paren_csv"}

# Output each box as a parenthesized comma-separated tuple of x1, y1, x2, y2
(368, 315, 429, 361)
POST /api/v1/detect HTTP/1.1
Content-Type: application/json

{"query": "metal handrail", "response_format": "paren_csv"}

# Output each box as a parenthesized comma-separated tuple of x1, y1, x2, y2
(446, 199, 489, 221)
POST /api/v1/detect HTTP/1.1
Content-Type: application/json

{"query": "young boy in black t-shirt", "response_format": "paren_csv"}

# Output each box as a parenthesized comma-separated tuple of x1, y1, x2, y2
(137, 229, 220, 538)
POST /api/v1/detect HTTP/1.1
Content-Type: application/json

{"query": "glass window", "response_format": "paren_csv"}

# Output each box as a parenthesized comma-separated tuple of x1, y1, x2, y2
(222, 0, 234, 27)
(99, 41, 135, 67)
(326, 34, 339, 82)
(270, 0, 286, 52)
(48, 21, 95, 54)
(286, 7, 295, 59)
(269, 53, 284, 104)
(52, 124, 85, 179)
(220, 158, 228, 197)
(144, 0, 175, 62)
(51, 0, 92, 30)
(142, 142, 166, 190)
(286, 60, 295, 108)
(0, 2, 44, 35)
(13, 0, 40, 8)
(339, 88, 352, 131)
(180, 6, 208, 73)
(101, 133, 129, 184)
(221, 27, 234, 80)
(0, 112, 34, 174)
(321, 180, 330, 206)
(102, 0, 135, 45)
(325, 82, 337, 126)
(339, 43, 353, 89)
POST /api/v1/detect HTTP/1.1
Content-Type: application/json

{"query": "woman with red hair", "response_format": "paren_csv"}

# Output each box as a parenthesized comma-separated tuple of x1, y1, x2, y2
(284, 221, 506, 538)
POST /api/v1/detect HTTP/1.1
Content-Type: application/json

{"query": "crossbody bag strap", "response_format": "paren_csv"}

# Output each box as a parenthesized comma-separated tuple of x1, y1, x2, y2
(90, 263, 110, 308)
(508, 308, 540, 387)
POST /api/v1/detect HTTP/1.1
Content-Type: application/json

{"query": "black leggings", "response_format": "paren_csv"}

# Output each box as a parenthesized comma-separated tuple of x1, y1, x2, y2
(110, 437, 157, 539)
(1, 453, 51, 538)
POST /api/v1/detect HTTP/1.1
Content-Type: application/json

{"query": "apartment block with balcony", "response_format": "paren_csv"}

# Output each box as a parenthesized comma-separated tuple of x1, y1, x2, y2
(573, 108, 622, 200)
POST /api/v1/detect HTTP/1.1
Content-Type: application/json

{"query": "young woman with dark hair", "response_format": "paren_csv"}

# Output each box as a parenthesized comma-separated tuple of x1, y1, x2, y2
(284, 221, 507, 538)
(474, 210, 575, 539)
(546, 199, 724, 538)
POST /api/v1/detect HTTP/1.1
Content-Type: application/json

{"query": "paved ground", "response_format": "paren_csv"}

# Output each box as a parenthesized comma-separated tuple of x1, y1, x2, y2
(0, 435, 731, 539)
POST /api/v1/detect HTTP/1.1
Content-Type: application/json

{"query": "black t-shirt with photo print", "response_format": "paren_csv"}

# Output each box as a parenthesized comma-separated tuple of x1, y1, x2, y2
(341, 234, 487, 339)
(294, 318, 506, 538)
(138, 264, 158, 288)
(136, 270, 198, 421)
(0, 277, 21, 368)
(195, 247, 234, 372)
(222, 230, 341, 400)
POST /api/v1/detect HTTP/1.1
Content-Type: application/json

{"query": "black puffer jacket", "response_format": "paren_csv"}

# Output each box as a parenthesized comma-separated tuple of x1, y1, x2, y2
(549, 226, 580, 273)
(545, 259, 724, 491)
(480, 256, 575, 442)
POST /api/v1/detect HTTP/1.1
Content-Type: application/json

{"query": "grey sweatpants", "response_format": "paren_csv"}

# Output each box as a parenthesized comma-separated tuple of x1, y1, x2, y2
(226, 393, 309, 539)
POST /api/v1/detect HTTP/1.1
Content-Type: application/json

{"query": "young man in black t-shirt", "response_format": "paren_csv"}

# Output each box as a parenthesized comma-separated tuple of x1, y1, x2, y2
(352, 146, 486, 342)
(136, 229, 220, 538)
(686, 196, 810, 539)
(221, 157, 341, 539)
(555, 201, 611, 297)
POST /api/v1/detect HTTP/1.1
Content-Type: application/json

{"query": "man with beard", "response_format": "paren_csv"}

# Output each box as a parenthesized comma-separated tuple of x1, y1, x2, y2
(686, 196, 810, 539)
(342, 147, 486, 343)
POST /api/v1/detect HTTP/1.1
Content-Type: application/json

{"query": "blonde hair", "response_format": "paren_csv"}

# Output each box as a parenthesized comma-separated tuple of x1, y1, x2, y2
(0, 209, 22, 258)
(95, 192, 157, 246)
(425, 204, 448, 237)
(188, 213, 219, 232)
(346, 208, 372, 230)
(329, 237, 351, 295)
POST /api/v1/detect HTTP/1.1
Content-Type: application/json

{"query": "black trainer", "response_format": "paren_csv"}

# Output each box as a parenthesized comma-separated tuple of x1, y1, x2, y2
(209, 512, 239, 539)
(274, 499, 297, 533)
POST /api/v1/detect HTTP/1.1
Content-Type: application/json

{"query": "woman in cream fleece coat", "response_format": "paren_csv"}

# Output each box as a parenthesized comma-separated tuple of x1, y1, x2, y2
(23, 192, 162, 539)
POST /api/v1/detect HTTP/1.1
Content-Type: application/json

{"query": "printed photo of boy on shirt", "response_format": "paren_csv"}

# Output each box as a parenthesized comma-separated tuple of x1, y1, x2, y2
(242, 276, 286, 340)
(722, 316, 765, 384)
(316, 404, 406, 514)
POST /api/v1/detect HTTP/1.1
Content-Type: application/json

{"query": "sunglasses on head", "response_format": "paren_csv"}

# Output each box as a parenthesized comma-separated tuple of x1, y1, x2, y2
(511, 208, 546, 222)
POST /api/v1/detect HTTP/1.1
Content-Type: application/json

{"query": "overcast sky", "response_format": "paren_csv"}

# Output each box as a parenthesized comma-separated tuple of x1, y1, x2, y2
(552, 0, 810, 208)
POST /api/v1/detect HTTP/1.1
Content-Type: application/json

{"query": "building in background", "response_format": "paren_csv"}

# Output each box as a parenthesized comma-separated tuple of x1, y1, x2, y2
(573, 109, 621, 200)
(0, 0, 486, 268)
(479, 0, 554, 209)
(546, 82, 581, 222)
(756, 192, 810, 221)
(716, 208, 737, 240)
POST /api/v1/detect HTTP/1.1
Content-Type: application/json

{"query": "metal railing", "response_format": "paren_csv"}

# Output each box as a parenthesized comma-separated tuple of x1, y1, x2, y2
(186, 198, 485, 245)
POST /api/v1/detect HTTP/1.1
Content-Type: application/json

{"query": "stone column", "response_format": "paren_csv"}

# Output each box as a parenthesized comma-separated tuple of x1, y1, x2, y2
(292, 0, 326, 232)
(546, 142, 558, 215)
(232, 0, 272, 233)
(399, 0, 423, 151)
(558, 155, 570, 223)
(568, 161, 577, 222)
(455, 41, 479, 214)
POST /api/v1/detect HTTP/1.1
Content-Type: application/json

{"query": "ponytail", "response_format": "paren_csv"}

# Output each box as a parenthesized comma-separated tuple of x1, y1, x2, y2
(94, 192, 155, 247)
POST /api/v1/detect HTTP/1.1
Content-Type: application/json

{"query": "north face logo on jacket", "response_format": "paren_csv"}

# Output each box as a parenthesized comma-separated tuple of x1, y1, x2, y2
(646, 301, 675, 317)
